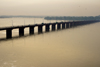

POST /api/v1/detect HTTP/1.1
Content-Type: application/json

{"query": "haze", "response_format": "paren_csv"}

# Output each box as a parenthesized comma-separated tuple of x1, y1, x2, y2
(0, 0, 100, 16)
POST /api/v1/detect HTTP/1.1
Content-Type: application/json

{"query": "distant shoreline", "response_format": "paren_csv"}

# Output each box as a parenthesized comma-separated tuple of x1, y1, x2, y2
(44, 16, 100, 20)
(0, 16, 100, 21)
(0, 16, 45, 18)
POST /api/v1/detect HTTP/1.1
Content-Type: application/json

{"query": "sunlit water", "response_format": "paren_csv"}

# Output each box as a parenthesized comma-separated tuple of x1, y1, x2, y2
(0, 18, 100, 67)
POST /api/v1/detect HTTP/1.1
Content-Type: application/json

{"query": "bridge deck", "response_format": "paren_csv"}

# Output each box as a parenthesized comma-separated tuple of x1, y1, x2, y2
(0, 20, 99, 31)
(0, 22, 63, 30)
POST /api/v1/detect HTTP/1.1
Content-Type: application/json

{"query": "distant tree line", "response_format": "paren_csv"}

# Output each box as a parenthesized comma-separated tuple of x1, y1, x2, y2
(44, 16, 100, 20)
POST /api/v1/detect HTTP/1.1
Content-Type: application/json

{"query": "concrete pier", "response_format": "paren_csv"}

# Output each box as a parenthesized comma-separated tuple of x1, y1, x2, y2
(57, 23, 61, 30)
(73, 22, 78, 26)
(52, 24, 56, 31)
(62, 23, 65, 29)
(70, 22, 73, 27)
(78, 21, 83, 25)
(66, 22, 70, 28)
(45, 24, 50, 32)
(19, 27, 24, 36)
(77, 22, 81, 26)
(38, 25, 43, 33)
(6, 28, 12, 39)
(29, 26, 34, 34)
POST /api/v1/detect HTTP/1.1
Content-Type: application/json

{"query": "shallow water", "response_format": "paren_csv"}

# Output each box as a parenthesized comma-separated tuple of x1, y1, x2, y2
(0, 18, 100, 67)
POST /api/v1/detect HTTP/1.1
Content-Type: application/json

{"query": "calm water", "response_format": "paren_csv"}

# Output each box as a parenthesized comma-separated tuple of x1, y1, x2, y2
(0, 18, 100, 67)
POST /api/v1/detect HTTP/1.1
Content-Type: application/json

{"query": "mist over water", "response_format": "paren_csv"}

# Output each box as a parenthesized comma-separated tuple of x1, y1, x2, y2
(0, 18, 100, 67)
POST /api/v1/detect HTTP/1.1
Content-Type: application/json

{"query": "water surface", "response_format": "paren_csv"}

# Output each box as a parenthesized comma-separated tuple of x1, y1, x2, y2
(0, 18, 100, 67)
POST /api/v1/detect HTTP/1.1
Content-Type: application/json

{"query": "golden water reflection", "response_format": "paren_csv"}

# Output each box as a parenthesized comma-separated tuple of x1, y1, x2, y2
(0, 22, 100, 67)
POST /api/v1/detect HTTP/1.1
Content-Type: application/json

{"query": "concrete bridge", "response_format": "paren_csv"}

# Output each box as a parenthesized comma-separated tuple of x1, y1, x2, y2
(0, 20, 99, 39)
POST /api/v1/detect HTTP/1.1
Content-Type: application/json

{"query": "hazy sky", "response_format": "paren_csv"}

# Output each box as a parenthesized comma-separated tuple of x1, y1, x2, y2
(0, 0, 100, 16)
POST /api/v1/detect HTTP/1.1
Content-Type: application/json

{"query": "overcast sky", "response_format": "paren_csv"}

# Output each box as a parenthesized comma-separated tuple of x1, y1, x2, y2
(0, 0, 100, 16)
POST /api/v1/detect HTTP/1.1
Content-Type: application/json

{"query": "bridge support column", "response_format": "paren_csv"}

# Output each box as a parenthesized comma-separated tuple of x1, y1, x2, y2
(72, 22, 76, 27)
(66, 22, 70, 28)
(57, 23, 61, 30)
(6, 28, 12, 39)
(77, 22, 80, 26)
(38, 25, 43, 33)
(74, 22, 77, 26)
(45, 24, 50, 32)
(78, 21, 82, 25)
(19, 27, 24, 36)
(52, 24, 56, 31)
(29, 26, 34, 35)
(70, 22, 73, 27)
(62, 23, 65, 29)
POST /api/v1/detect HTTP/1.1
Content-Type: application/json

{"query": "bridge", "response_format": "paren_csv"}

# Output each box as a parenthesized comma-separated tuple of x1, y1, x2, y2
(0, 20, 99, 39)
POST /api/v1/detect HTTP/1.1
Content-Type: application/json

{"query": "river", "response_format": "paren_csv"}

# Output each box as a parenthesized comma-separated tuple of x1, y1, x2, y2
(0, 18, 100, 67)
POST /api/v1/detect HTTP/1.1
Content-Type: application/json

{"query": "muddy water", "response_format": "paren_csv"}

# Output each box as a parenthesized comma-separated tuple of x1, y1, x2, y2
(0, 18, 100, 67)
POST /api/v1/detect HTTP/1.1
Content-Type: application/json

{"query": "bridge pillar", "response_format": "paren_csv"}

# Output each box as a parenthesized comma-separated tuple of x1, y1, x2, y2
(62, 23, 65, 29)
(77, 22, 80, 26)
(70, 22, 73, 27)
(66, 22, 70, 28)
(74, 22, 78, 26)
(29, 26, 34, 35)
(38, 25, 43, 33)
(45, 24, 50, 32)
(6, 28, 12, 39)
(73, 22, 76, 26)
(80, 21, 83, 25)
(57, 23, 61, 30)
(73, 22, 75, 27)
(71, 22, 77, 26)
(79, 21, 82, 25)
(19, 27, 24, 36)
(52, 24, 56, 31)
(76, 22, 80, 26)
